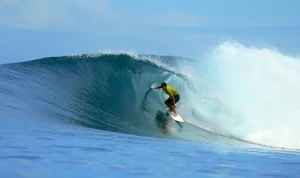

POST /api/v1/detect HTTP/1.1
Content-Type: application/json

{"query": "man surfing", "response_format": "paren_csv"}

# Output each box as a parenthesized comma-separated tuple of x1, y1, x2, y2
(152, 82, 180, 117)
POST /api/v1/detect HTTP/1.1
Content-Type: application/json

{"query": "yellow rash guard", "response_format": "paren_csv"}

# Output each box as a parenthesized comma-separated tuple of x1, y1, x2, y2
(164, 85, 179, 99)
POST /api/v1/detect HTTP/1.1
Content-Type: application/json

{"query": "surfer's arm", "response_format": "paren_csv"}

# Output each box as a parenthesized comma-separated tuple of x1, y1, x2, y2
(152, 86, 162, 90)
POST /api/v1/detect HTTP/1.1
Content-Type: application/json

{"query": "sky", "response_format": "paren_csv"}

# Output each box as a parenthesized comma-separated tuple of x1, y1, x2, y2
(0, 0, 299, 64)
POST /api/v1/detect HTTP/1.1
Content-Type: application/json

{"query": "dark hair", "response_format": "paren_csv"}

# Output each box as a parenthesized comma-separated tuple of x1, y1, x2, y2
(161, 82, 167, 87)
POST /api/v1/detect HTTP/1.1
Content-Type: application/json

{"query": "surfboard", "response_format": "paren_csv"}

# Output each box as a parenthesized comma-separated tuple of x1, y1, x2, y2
(166, 108, 185, 122)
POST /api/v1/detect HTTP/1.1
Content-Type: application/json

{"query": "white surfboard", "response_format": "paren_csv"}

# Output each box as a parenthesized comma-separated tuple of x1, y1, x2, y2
(166, 108, 185, 122)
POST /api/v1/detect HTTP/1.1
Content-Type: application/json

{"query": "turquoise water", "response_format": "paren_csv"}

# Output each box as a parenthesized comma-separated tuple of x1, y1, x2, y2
(1, 45, 300, 177)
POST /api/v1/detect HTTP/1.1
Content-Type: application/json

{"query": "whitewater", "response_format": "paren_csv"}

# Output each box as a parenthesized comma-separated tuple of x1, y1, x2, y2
(1, 41, 300, 177)
(207, 42, 300, 149)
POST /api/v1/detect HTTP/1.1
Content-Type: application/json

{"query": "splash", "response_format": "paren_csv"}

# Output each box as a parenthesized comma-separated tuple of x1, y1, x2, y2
(209, 41, 300, 149)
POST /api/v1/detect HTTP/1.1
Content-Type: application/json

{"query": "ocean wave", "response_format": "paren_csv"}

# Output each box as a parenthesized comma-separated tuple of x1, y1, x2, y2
(1, 41, 299, 150)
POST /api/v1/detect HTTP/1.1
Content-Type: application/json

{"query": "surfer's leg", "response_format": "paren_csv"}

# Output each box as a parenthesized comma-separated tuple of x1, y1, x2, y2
(165, 99, 173, 111)
(165, 99, 177, 116)
(169, 103, 177, 116)
(172, 95, 180, 116)
(165, 99, 176, 113)
(169, 95, 180, 116)
(175, 95, 180, 104)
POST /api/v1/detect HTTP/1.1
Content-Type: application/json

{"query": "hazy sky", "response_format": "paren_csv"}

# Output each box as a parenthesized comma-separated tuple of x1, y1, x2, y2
(1, 0, 299, 63)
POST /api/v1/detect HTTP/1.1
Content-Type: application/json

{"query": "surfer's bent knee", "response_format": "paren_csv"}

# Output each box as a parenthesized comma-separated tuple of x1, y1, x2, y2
(175, 94, 180, 103)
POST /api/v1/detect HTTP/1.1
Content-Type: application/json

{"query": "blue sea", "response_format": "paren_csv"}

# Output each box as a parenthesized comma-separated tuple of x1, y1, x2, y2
(1, 42, 300, 177)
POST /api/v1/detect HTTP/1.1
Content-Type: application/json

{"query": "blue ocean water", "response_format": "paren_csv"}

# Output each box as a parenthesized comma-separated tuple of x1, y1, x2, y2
(1, 42, 300, 177)
(1, 121, 299, 178)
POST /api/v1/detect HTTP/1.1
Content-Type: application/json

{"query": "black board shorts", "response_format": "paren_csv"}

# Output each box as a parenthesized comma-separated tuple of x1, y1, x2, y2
(165, 95, 180, 105)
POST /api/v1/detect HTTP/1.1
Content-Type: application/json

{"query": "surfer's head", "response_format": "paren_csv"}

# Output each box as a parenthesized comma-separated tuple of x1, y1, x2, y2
(161, 82, 167, 90)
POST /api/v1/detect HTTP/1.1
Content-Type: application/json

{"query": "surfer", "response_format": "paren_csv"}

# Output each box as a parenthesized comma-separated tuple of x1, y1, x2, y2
(152, 82, 180, 117)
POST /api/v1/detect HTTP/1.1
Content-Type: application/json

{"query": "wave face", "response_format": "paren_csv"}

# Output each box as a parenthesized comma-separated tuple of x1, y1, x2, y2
(1, 42, 300, 149)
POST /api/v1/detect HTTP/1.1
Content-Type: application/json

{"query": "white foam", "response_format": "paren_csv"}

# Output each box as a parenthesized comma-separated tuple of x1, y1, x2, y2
(208, 41, 300, 149)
